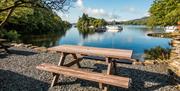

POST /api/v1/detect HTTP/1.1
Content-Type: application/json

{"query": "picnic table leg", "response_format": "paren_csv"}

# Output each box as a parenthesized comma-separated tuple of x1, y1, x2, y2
(51, 52, 67, 87)
(112, 61, 117, 74)
(99, 58, 112, 91)
(71, 54, 81, 68)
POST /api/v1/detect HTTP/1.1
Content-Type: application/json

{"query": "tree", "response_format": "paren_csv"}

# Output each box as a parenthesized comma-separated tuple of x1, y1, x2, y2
(0, 0, 75, 28)
(77, 13, 107, 30)
(148, 0, 180, 26)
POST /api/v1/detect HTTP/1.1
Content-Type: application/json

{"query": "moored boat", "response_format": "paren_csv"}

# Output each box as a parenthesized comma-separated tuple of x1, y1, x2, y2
(106, 25, 123, 32)
(164, 26, 177, 33)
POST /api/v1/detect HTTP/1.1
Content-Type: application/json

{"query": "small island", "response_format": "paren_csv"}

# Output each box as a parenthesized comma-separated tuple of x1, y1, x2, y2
(77, 13, 107, 33)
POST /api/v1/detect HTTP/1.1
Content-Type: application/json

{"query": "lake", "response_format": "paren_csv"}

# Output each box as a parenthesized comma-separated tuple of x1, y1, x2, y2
(22, 25, 172, 61)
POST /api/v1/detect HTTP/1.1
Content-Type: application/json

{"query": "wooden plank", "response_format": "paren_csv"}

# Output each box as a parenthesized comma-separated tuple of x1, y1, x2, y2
(37, 63, 130, 88)
(48, 45, 133, 60)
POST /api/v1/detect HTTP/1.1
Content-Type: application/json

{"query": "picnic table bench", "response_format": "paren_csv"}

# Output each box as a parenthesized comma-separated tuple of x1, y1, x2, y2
(0, 39, 10, 53)
(37, 45, 134, 91)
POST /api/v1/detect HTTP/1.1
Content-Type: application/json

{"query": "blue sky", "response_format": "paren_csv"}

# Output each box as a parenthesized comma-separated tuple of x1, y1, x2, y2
(57, 0, 154, 23)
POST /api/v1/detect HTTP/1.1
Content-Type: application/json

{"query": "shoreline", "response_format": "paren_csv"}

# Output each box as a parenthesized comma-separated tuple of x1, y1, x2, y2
(147, 32, 180, 38)
(0, 45, 179, 91)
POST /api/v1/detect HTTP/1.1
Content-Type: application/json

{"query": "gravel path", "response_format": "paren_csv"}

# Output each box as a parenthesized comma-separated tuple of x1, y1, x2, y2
(0, 47, 179, 91)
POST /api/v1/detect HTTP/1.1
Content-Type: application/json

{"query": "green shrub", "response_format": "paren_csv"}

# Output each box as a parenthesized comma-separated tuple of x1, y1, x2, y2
(3, 30, 20, 41)
(144, 46, 171, 60)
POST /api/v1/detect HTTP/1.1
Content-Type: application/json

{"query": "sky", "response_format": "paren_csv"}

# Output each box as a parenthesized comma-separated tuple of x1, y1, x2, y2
(57, 0, 154, 23)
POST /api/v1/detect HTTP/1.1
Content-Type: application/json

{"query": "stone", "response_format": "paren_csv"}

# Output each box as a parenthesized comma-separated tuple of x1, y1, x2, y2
(168, 60, 180, 77)
(30, 46, 39, 49)
(175, 84, 180, 90)
(171, 43, 179, 47)
(26, 44, 33, 48)
(14, 43, 24, 47)
(171, 40, 180, 44)
(34, 47, 47, 52)
(143, 60, 154, 65)
(11, 43, 18, 46)
(133, 61, 143, 65)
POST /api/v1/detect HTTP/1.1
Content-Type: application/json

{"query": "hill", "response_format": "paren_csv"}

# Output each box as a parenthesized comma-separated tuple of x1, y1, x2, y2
(118, 17, 149, 25)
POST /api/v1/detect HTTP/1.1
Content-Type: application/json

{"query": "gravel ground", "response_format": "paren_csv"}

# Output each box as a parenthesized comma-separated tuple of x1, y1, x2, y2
(0, 47, 179, 91)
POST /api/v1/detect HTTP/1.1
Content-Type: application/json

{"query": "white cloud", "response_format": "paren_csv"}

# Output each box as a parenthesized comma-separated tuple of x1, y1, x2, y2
(76, 0, 83, 8)
(144, 12, 150, 17)
(76, 0, 121, 21)
(83, 8, 107, 16)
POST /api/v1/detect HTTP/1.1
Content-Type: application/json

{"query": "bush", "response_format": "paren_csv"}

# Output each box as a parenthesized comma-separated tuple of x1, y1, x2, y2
(3, 30, 20, 41)
(144, 46, 171, 60)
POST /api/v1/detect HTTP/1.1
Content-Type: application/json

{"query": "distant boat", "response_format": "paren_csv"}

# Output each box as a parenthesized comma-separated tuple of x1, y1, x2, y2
(95, 26, 107, 32)
(106, 25, 123, 32)
(164, 26, 177, 33)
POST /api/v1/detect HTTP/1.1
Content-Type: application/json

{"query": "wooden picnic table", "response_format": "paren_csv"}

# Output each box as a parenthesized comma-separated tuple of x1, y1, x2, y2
(49, 45, 133, 90)
(0, 39, 10, 53)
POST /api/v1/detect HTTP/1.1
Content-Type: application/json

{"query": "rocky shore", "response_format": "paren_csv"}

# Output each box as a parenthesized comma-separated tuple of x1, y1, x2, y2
(0, 44, 179, 91)
(147, 31, 180, 90)
(168, 36, 180, 89)
(147, 32, 180, 38)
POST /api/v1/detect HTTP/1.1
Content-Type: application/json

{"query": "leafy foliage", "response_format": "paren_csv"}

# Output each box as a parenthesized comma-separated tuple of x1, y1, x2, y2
(144, 46, 171, 60)
(0, 29, 20, 41)
(148, 0, 180, 26)
(77, 13, 107, 31)
(0, 0, 72, 35)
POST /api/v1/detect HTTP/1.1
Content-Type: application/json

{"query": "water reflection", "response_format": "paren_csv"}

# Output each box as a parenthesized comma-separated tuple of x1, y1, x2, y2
(21, 25, 171, 61)
(78, 28, 104, 39)
(21, 31, 66, 47)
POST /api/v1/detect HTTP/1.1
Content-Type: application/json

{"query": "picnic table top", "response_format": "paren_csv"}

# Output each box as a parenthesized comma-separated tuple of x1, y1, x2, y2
(48, 45, 133, 59)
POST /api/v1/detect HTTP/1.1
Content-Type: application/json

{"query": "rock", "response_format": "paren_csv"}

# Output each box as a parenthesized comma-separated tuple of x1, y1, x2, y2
(175, 84, 180, 90)
(24, 44, 32, 48)
(168, 59, 180, 81)
(34, 47, 47, 52)
(26, 44, 33, 48)
(170, 53, 178, 57)
(171, 43, 179, 47)
(171, 40, 180, 44)
(133, 61, 143, 65)
(11, 43, 18, 46)
(30, 46, 39, 49)
(13, 43, 24, 47)
(143, 60, 154, 65)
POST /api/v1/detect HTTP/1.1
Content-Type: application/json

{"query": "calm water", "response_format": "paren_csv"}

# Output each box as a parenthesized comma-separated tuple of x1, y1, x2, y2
(22, 25, 172, 61)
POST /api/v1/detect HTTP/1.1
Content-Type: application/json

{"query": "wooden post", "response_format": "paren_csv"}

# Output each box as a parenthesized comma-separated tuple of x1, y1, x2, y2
(51, 52, 67, 87)
(112, 61, 117, 74)
(99, 57, 113, 91)
(71, 54, 81, 68)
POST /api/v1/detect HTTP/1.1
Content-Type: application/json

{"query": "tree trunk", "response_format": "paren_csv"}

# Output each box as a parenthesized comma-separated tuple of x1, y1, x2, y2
(0, 6, 16, 29)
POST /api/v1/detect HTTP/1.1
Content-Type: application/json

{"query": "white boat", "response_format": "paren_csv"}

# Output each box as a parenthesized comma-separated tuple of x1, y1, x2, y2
(164, 26, 177, 33)
(106, 25, 123, 32)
